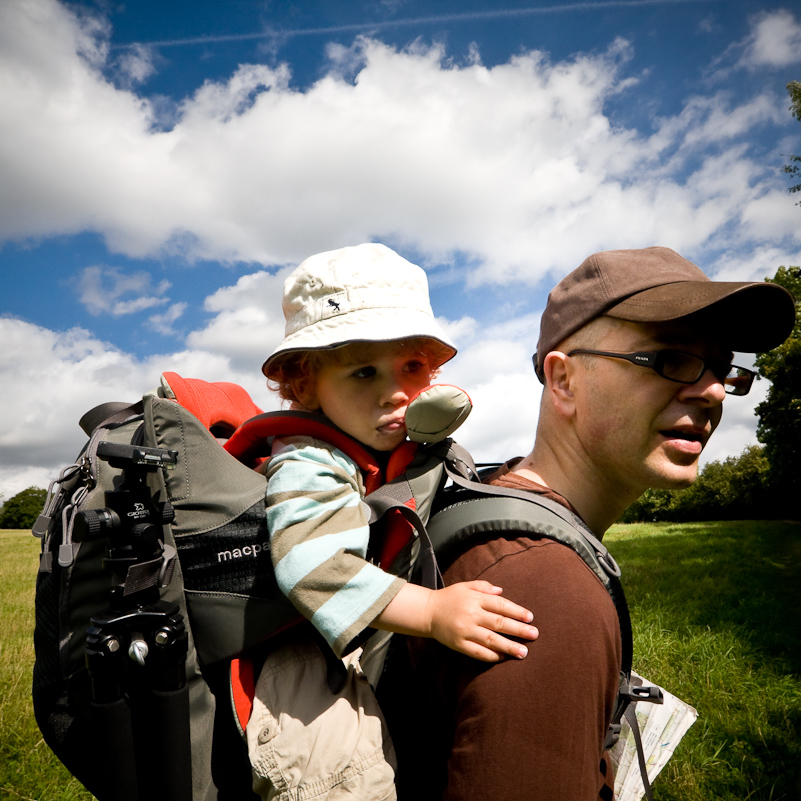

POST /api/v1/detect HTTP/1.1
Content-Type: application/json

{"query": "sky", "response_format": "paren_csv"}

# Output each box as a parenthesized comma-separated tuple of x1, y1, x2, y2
(1, 0, 800, 503)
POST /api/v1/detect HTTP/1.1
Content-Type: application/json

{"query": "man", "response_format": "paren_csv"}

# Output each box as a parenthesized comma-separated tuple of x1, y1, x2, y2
(381, 246, 795, 800)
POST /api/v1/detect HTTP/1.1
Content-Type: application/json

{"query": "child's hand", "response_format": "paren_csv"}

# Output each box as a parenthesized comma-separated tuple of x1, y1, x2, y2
(426, 581, 538, 662)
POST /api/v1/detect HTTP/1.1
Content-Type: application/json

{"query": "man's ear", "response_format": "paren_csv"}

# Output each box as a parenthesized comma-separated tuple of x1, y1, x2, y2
(543, 351, 576, 417)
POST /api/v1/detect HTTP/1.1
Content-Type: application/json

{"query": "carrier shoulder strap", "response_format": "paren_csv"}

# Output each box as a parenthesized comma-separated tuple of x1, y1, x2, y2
(223, 410, 388, 493)
(425, 487, 632, 669)
(225, 410, 446, 589)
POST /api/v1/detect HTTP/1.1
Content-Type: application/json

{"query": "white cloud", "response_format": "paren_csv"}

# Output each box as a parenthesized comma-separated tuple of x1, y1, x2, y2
(148, 302, 188, 335)
(738, 9, 801, 70)
(0, 0, 796, 504)
(706, 244, 801, 282)
(0, 314, 279, 500)
(76, 265, 172, 316)
(5, 0, 796, 289)
(0, 317, 152, 497)
(114, 43, 158, 88)
(436, 310, 543, 463)
(184, 267, 292, 372)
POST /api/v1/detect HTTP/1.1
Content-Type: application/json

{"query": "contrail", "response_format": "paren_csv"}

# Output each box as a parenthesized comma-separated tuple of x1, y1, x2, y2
(115, 0, 720, 49)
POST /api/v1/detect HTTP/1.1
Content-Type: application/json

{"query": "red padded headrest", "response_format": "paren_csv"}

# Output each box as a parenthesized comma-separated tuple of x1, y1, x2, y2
(161, 372, 264, 438)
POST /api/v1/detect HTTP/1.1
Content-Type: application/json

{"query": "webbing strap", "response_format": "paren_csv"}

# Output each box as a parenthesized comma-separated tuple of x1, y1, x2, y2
(79, 401, 144, 437)
(443, 459, 620, 577)
(365, 485, 443, 591)
(624, 704, 656, 801)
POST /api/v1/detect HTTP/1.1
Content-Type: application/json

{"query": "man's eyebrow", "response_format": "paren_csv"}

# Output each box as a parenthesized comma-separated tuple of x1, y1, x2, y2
(647, 337, 735, 362)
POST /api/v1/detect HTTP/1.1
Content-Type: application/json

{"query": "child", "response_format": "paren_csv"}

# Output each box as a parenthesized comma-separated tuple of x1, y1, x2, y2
(246, 243, 538, 801)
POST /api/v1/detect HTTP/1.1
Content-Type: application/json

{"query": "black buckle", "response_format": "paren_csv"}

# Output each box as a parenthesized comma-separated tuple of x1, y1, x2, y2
(621, 683, 664, 705)
(603, 722, 622, 750)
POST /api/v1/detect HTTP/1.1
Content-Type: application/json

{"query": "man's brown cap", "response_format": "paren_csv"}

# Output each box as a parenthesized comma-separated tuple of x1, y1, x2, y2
(534, 246, 796, 382)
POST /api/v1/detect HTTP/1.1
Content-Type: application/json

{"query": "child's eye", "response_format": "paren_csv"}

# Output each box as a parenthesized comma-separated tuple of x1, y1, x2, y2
(404, 359, 427, 374)
(351, 366, 376, 379)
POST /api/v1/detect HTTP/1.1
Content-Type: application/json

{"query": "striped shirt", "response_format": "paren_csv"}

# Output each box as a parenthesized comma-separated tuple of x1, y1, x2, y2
(265, 435, 406, 657)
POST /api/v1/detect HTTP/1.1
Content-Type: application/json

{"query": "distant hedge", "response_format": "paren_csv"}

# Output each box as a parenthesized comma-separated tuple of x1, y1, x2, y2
(619, 445, 773, 523)
(0, 486, 47, 529)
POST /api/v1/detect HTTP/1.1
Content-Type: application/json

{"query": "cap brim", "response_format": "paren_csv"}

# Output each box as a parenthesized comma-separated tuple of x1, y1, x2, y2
(606, 281, 795, 352)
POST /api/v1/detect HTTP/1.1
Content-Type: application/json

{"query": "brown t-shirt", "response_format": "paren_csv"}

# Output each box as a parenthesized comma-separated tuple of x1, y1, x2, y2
(381, 461, 622, 801)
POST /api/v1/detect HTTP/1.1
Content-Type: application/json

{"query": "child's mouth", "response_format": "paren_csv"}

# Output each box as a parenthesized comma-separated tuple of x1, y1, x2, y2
(379, 418, 405, 433)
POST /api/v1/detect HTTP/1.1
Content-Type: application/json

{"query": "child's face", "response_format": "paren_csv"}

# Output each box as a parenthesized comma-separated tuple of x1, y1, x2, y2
(306, 342, 433, 451)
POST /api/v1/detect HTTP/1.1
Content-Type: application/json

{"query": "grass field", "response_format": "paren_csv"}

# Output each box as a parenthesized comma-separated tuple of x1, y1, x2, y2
(0, 530, 93, 801)
(605, 520, 801, 800)
(2, 521, 801, 800)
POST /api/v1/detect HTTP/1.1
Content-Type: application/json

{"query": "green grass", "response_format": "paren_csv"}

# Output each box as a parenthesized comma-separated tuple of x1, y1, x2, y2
(605, 520, 801, 800)
(0, 530, 93, 801)
(2, 522, 800, 799)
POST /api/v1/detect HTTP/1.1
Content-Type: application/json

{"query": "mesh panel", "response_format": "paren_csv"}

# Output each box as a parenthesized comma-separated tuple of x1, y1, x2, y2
(32, 568, 62, 698)
(175, 500, 281, 598)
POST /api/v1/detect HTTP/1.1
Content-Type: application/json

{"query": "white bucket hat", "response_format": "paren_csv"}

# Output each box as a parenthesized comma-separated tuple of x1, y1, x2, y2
(262, 243, 457, 379)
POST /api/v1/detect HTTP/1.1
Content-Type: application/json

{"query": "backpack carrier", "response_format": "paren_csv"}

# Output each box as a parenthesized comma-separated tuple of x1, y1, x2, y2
(32, 373, 660, 801)
(31, 373, 465, 801)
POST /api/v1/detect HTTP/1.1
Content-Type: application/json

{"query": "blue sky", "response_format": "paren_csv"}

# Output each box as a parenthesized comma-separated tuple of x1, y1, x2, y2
(1, 0, 800, 500)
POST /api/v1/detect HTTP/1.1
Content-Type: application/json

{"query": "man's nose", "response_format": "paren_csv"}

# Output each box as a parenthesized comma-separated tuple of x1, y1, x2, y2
(680, 366, 727, 405)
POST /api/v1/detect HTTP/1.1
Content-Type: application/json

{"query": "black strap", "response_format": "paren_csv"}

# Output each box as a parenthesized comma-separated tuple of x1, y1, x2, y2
(442, 457, 621, 577)
(432, 475, 634, 676)
(427, 469, 651, 775)
(366, 481, 443, 591)
(79, 401, 144, 436)
(624, 704, 656, 801)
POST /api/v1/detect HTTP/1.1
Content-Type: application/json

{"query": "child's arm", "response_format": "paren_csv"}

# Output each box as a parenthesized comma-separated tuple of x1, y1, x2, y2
(267, 438, 408, 656)
(371, 581, 538, 662)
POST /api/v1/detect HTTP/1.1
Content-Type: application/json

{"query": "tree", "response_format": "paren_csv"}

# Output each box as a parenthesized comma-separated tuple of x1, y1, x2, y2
(755, 266, 801, 516)
(0, 486, 47, 529)
(783, 81, 801, 203)
(619, 445, 771, 523)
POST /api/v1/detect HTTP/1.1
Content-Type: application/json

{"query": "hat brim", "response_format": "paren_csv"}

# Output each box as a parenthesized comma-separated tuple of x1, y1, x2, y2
(606, 281, 795, 353)
(262, 307, 457, 378)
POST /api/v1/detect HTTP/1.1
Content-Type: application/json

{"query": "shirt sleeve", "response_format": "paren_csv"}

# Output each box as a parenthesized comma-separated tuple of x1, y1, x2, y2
(266, 436, 406, 657)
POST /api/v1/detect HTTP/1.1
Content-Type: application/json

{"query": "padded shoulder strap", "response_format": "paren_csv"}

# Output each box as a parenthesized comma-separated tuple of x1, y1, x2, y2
(426, 487, 633, 676)
(223, 411, 385, 493)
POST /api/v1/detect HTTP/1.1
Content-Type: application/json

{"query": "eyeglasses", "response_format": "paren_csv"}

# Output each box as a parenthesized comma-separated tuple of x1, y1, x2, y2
(565, 349, 756, 396)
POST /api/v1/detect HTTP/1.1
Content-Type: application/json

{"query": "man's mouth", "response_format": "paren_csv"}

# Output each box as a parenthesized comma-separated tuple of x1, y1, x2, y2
(660, 429, 703, 443)
(659, 428, 706, 455)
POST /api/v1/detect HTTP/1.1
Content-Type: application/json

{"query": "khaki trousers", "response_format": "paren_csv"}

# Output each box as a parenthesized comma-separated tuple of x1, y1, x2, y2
(246, 639, 397, 801)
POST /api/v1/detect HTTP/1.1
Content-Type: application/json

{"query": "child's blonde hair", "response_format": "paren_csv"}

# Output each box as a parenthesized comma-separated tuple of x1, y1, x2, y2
(268, 337, 453, 406)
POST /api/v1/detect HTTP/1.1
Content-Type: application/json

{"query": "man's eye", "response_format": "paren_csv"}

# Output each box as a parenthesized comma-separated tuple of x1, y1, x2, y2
(404, 360, 427, 374)
(351, 366, 376, 379)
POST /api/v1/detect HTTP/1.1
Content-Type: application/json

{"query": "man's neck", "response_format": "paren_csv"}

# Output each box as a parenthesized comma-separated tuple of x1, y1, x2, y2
(512, 444, 633, 535)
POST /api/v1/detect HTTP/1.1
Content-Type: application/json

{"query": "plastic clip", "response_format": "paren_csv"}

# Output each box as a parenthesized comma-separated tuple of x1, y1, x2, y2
(622, 683, 664, 705)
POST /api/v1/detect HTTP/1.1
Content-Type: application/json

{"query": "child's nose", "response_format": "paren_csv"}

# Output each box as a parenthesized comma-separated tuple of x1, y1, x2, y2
(381, 374, 411, 406)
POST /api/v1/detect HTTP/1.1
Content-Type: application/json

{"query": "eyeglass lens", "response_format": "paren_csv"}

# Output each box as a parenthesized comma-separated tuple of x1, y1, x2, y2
(658, 352, 753, 396)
